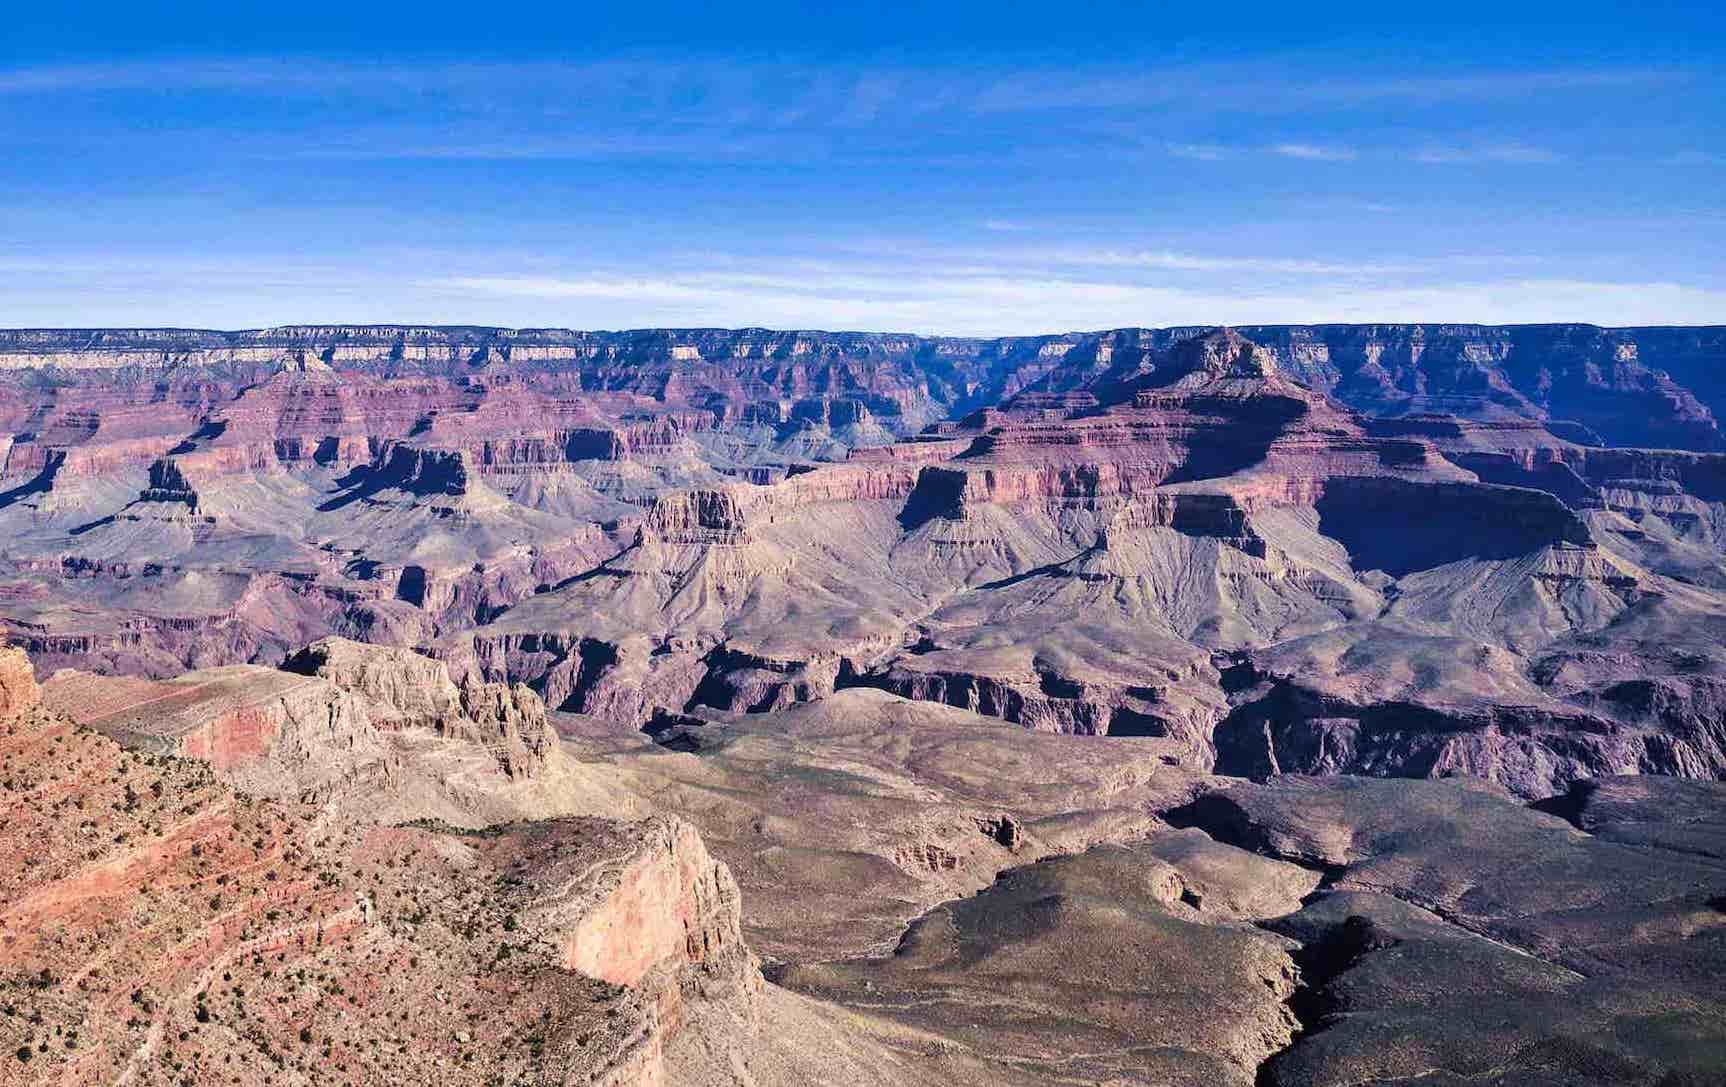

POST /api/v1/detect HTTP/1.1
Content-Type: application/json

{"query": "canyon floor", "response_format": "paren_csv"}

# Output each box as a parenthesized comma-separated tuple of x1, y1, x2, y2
(3, 322, 1726, 1084)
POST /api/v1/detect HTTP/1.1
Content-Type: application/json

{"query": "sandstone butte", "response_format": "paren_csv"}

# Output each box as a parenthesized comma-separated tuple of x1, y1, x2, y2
(1, 322, 1726, 1085)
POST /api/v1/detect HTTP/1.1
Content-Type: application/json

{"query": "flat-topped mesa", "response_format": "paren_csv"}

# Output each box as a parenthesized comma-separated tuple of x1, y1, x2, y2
(846, 434, 976, 465)
(559, 416, 700, 461)
(368, 441, 475, 496)
(1313, 476, 1595, 574)
(1102, 492, 1268, 555)
(782, 459, 924, 502)
(138, 456, 201, 508)
(643, 487, 757, 544)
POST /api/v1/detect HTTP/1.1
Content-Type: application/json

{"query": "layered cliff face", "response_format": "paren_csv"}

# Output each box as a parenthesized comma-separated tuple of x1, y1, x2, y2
(0, 644, 37, 718)
(36, 636, 598, 827)
(281, 635, 554, 778)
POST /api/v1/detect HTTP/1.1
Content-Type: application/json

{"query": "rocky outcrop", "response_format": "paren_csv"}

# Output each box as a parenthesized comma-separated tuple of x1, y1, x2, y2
(0, 643, 37, 718)
(36, 635, 578, 824)
(40, 665, 403, 804)
(282, 635, 552, 777)
(8, 321, 1726, 811)
(555, 817, 751, 990)
(0, 666, 763, 1087)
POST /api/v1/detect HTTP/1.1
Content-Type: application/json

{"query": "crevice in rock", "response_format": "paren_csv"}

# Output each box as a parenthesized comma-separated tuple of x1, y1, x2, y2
(1253, 913, 1397, 1087)
(1528, 778, 1599, 830)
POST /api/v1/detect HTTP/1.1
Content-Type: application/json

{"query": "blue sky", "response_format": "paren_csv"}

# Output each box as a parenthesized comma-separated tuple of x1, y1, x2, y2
(2, 1, 1723, 333)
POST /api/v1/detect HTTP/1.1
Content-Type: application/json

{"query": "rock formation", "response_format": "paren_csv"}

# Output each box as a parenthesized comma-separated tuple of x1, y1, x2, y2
(7, 620, 1726, 1085)
(37, 638, 600, 827)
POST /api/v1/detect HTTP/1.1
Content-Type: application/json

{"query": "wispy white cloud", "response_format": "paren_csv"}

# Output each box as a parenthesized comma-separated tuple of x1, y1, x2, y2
(0, 55, 1688, 118)
(1412, 142, 1562, 164)
(1030, 248, 1398, 276)
(1268, 143, 1358, 162)
(1164, 139, 1564, 166)
(943, 65, 1681, 115)
(1166, 142, 1230, 161)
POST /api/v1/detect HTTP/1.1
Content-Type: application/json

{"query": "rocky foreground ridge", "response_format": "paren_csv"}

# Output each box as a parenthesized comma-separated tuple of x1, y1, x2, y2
(0, 640, 761, 1086)
(6, 626, 1726, 1086)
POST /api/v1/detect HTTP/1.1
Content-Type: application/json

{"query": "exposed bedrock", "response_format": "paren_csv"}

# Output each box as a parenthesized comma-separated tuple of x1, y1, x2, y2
(0, 642, 39, 717)
(36, 635, 584, 827)
(452, 631, 854, 728)
(282, 635, 554, 777)
(644, 487, 755, 543)
(138, 456, 203, 507)
(362, 441, 475, 497)
(688, 645, 846, 715)
(897, 463, 1270, 552)
(1237, 322, 1726, 451)
(5, 323, 1724, 454)
(840, 653, 1217, 743)
(553, 816, 755, 996)
(449, 631, 649, 718)
(1212, 657, 1726, 799)
(1212, 675, 1630, 799)
(7, 322, 1726, 812)
(0, 571, 442, 678)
